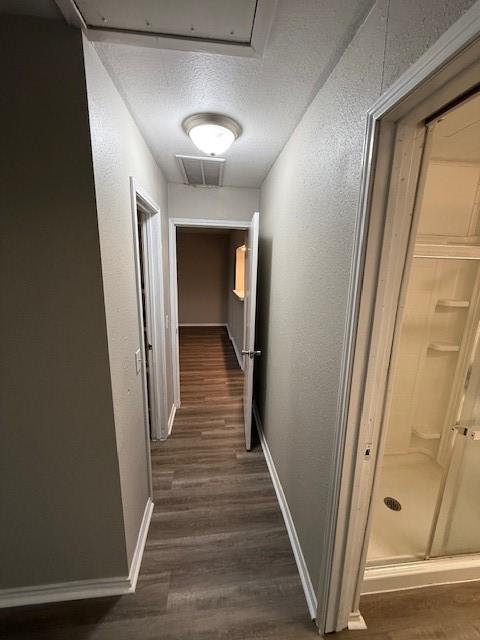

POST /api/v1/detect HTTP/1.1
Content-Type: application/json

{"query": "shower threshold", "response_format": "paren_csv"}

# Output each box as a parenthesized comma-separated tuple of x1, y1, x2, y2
(362, 553, 480, 594)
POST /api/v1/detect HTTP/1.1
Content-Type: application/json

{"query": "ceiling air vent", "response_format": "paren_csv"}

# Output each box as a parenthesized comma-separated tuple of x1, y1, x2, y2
(176, 155, 225, 187)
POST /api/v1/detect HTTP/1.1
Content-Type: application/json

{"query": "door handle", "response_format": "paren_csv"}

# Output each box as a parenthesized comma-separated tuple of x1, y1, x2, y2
(451, 424, 480, 440)
(241, 349, 261, 358)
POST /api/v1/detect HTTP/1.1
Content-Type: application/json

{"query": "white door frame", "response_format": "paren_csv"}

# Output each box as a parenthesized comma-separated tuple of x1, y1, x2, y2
(168, 217, 252, 409)
(130, 177, 169, 444)
(321, 5, 480, 635)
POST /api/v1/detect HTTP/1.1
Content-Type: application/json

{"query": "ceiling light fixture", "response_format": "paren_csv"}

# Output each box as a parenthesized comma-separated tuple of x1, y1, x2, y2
(182, 113, 242, 156)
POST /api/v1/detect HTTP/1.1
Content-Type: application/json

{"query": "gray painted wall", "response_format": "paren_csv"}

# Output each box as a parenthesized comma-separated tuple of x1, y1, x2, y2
(177, 232, 229, 325)
(168, 184, 259, 221)
(256, 0, 477, 593)
(0, 17, 127, 588)
(83, 37, 172, 566)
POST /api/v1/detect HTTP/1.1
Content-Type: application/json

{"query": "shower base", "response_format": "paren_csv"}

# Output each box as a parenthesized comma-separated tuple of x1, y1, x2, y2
(366, 452, 442, 566)
(362, 452, 480, 594)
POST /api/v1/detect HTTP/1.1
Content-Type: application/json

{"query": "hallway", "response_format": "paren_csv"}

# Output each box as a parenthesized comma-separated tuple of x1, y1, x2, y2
(0, 327, 316, 639)
(147, 326, 317, 637)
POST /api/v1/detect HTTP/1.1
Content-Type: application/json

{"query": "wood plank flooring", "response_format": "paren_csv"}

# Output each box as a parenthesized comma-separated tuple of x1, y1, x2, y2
(335, 582, 480, 640)
(2, 325, 479, 639)
(0, 326, 316, 639)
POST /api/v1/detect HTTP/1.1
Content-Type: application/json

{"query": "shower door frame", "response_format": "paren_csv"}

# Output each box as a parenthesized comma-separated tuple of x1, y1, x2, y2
(322, 7, 480, 634)
(363, 118, 480, 582)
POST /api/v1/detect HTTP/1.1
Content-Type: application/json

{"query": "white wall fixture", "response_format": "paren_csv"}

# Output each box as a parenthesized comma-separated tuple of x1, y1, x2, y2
(182, 113, 242, 156)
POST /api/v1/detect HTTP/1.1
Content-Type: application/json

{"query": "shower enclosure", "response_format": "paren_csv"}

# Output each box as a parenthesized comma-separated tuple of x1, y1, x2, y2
(366, 92, 480, 573)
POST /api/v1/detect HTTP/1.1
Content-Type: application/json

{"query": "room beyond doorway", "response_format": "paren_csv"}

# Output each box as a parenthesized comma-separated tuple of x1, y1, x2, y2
(168, 214, 260, 450)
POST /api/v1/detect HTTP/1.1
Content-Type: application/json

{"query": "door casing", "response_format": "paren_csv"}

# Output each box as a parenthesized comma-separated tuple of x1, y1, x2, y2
(130, 177, 169, 455)
(168, 216, 255, 411)
(322, 5, 480, 634)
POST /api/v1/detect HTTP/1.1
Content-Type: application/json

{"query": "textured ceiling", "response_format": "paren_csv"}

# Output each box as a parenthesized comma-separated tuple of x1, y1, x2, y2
(93, 0, 375, 187)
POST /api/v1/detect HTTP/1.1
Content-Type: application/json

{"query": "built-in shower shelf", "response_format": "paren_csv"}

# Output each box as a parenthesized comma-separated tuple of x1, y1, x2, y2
(427, 342, 460, 352)
(436, 299, 470, 309)
(413, 427, 441, 440)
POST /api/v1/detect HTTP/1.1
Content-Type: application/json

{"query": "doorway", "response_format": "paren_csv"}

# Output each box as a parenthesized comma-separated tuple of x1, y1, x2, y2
(168, 214, 259, 450)
(366, 91, 480, 577)
(322, 21, 480, 635)
(130, 178, 169, 444)
(136, 209, 154, 438)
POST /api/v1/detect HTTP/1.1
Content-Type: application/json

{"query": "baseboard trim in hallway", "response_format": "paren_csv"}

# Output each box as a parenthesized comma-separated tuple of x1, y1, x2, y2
(0, 575, 132, 610)
(0, 498, 154, 609)
(178, 323, 227, 327)
(129, 498, 154, 591)
(253, 402, 318, 620)
(167, 402, 177, 437)
(226, 323, 244, 371)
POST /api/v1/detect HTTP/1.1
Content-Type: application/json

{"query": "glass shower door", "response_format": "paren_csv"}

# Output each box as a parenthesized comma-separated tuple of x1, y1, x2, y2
(428, 320, 480, 558)
(366, 91, 480, 568)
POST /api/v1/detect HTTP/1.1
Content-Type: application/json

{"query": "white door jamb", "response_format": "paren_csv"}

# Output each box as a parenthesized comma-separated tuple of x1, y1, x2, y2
(321, 6, 480, 635)
(168, 217, 251, 410)
(130, 177, 169, 450)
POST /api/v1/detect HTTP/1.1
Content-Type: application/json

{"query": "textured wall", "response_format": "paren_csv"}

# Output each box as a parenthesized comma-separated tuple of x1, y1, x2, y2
(0, 17, 126, 588)
(83, 38, 172, 566)
(177, 232, 230, 324)
(167, 184, 259, 221)
(256, 0, 477, 595)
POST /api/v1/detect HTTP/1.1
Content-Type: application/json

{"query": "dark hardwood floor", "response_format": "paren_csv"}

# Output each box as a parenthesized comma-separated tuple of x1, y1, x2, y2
(335, 581, 480, 640)
(0, 326, 316, 639)
(3, 326, 479, 639)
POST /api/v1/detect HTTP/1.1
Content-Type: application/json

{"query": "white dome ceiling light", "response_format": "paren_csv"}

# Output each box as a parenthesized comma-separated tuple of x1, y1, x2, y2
(182, 113, 242, 156)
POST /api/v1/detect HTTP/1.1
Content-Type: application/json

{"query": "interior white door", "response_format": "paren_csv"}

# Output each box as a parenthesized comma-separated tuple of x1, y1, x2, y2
(242, 212, 260, 450)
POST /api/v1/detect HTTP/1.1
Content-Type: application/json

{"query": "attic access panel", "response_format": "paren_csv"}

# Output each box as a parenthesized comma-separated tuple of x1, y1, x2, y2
(59, 0, 276, 57)
(75, 0, 256, 42)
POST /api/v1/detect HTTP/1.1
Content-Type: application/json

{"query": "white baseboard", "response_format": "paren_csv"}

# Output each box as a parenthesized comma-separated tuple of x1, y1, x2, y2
(226, 324, 244, 371)
(362, 554, 480, 594)
(253, 402, 317, 620)
(0, 575, 132, 610)
(167, 403, 177, 436)
(0, 498, 154, 609)
(128, 498, 154, 591)
(178, 323, 227, 327)
(348, 610, 367, 630)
